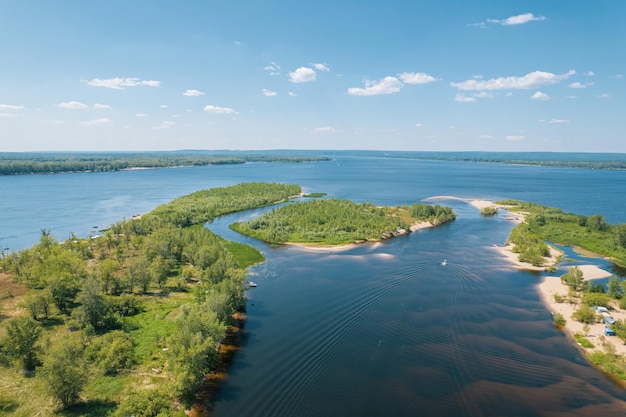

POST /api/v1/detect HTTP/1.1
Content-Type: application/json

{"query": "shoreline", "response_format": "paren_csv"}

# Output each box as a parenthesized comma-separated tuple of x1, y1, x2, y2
(469, 199, 626, 367)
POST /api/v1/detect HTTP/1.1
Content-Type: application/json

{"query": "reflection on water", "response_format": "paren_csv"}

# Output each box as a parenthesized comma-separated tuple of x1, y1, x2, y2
(205, 203, 626, 417)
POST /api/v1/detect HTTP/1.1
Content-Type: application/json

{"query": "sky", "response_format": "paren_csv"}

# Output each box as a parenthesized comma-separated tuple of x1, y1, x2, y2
(1, 1, 625, 152)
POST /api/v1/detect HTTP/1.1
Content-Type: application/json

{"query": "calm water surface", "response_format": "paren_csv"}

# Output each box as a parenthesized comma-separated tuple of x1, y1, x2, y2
(2, 157, 626, 416)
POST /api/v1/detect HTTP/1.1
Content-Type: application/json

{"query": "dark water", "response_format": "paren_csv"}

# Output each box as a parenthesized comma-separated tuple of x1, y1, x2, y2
(2, 156, 626, 415)
(205, 201, 626, 417)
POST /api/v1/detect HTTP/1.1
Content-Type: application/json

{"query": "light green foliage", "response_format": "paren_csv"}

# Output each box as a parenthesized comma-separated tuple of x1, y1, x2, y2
(85, 330, 134, 375)
(607, 276, 623, 299)
(480, 206, 497, 216)
(113, 388, 177, 417)
(574, 333, 595, 348)
(231, 199, 455, 245)
(572, 304, 596, 324)
(167, 302, 227, 403)
(42, 336, 89, 408)
(582, 292, 611, 308)
(553, 312, 566, 327)
(2, 316, 42, 371)
(587, 343, 626, 380)
(560, 266, 584, 291)
(496, 200, 626, 266)
(73, 276, 117, 331)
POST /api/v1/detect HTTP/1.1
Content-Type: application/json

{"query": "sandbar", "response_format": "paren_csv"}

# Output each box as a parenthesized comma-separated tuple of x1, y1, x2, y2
(473, 199, 626, 361)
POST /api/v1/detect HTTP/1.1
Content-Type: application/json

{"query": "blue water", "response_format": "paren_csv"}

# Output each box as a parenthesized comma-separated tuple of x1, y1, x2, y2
(2, 156, 626, 416)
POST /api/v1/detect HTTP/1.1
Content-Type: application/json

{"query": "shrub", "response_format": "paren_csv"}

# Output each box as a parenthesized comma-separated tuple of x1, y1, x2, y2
(572, 304, 596, 324)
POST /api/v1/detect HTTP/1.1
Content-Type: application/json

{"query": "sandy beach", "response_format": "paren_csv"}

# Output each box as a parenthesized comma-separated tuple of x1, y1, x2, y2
(470, 199, 626, 359)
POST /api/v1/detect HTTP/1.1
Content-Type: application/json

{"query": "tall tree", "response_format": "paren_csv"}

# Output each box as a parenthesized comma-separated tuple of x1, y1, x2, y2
(2, 316, 42, 371)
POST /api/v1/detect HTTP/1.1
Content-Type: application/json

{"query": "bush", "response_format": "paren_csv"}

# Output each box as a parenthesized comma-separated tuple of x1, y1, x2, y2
(572, 304, 596, 324)
(553, 294, 564, 303)
(554, 312, 566, 327)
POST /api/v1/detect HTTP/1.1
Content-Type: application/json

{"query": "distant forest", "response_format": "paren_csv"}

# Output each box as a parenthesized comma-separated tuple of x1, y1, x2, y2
(2, 150, 626, 175)
(0, 151, 331, 175)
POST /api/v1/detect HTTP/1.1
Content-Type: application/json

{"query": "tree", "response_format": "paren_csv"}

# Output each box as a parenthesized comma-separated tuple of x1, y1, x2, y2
(73, 276, 116, 331)
(587, 214, 608, 232)
(608, 276, 622, 299)
(2, 316, 42, 371)
(560, 266, 584, 291)
(42, 337, 88, 408)
(572, 304, 596, 324)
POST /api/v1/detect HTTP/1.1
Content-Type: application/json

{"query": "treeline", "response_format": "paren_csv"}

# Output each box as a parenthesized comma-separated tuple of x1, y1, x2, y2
(0, 182, 300, 415)
(498, 200, 626, 267)
(230, 199, 456, 245)
(0, 152, 331, 176)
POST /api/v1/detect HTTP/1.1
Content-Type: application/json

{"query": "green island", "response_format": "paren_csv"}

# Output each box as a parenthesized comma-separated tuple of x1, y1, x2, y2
(495, 200, 626, 382)
(497, 200, 626, 268)
(230, 199, 456, 245)
(0, 152, 331, 176)
(0, 182, 300, 417)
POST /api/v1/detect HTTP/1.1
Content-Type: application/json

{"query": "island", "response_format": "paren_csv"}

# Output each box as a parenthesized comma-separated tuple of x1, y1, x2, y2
(472, 199, 626, 382)
(230, 198, 456, 246)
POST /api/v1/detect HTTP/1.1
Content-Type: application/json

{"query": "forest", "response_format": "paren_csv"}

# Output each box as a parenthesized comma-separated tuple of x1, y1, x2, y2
(0, 152, 331, 176)
(230, 199, 456, 245)
(0, 182, 300, 416)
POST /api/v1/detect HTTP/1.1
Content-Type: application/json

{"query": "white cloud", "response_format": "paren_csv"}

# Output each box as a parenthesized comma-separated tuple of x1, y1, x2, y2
(565, 95, 577, 99)
(611, 74, 623, 80)
(265, 61, 281, 75)
(136, 113, 148, 117)
(586, 71, 595, 76)
(472, 92, 493, 98)
(489, 13, 546, 26)
(84, 77, 161, 89)
(314, 126, 335, 132)
(288, 92, 297, 97)
(182, 89, 205, 97)
(0, 104, 25, 111)
(94, 103, 111, 109)
(262, 89, 277, 97)
(506, 135, 525, 141)
(549, 118, 570, 123)
(454, 94, 476, 103)
(597, 93, 610, 99)
(79, 118, 112, 126)
(451, 70, 574, 91)
(531, 91, 550, 100)
(58, 101, 88, 109)
(415, 123, 423, 128)
(348, 76, 403, 96)
(289, 67, 317, 83)
(233, 40, 241, 47)
(313, 63, 330, 72)
(160, 105, 168, 109)
(203, 105, 238, 114)
(479, 135, 493, 139)
(397, 72, 437, 84)
(155, 121, 175, 129)
(568, 82, 587, 89)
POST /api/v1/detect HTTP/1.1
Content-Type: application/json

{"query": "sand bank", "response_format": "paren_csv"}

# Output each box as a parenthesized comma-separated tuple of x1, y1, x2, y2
(474, 199, 626, 360)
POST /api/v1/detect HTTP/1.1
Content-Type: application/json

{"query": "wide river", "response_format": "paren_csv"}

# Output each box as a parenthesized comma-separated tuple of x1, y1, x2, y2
(2, 156, 626, 416)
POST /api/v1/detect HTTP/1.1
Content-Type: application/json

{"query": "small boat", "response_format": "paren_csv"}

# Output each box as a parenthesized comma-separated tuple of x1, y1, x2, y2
(248, 281, 257, 287)
(441, 259, 448, 266)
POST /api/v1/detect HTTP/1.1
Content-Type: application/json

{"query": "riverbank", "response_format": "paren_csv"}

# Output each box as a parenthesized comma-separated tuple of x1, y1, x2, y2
(471, 200, 626, 366)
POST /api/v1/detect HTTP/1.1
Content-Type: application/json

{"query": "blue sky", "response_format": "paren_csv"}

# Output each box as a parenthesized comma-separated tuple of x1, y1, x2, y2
(1, 1, 624, 152)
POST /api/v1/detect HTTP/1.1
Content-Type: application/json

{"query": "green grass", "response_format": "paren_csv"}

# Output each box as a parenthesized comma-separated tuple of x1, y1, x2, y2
(223, 241, 264, 268)
(574, 333, 595, 348)
(587, 349, 626, 380)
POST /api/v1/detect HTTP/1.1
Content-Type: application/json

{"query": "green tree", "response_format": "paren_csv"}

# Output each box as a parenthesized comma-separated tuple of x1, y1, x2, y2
(608, 276, 622, 299)
(560, 266, 584, 291)
(2, 316, 42, 371)
(572, 304, 596, 324)
(587, 214, 608, 231)
(42, 336, 88, 408)
(73, 276, 116, 331)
